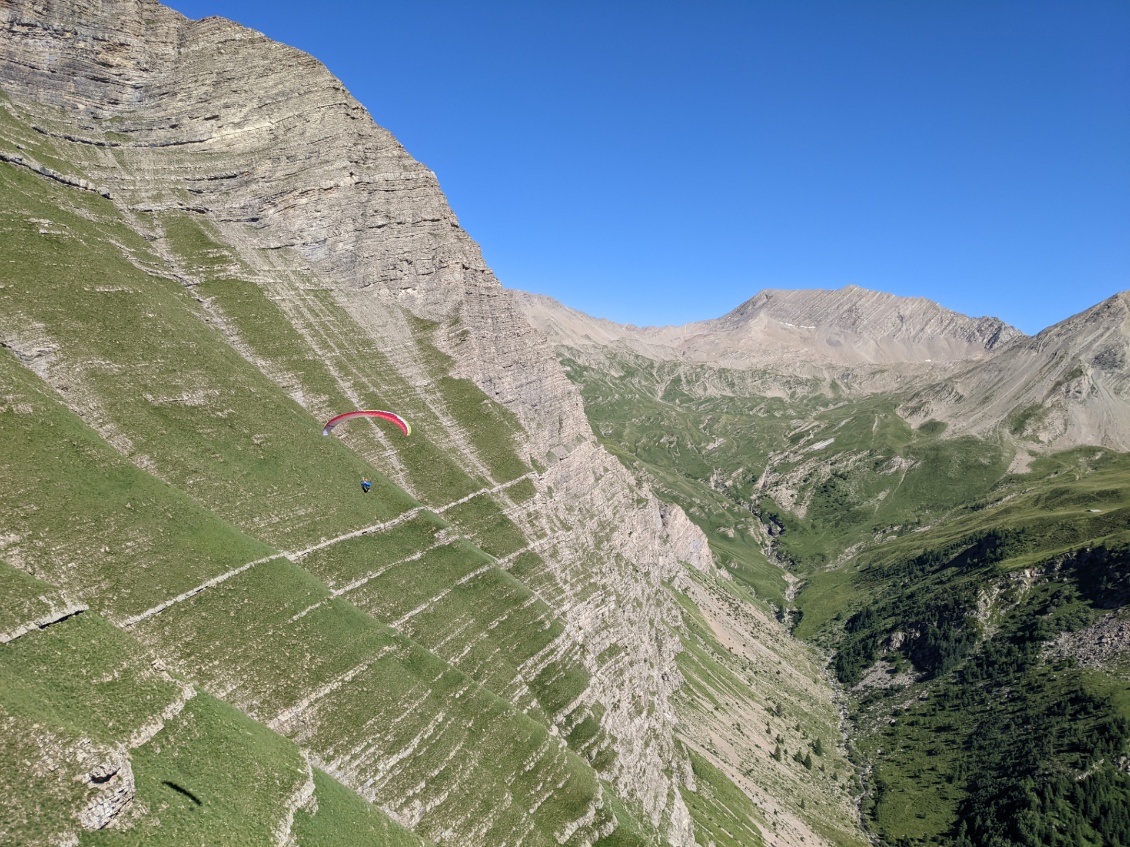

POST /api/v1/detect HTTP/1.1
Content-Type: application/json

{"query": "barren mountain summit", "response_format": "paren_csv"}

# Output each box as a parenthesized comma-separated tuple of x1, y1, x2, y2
(715, 284, 1019, 353)
(514, 284, 1022, 369)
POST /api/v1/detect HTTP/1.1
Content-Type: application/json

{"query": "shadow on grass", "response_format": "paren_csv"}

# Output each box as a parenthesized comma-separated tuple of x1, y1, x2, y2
(162, 781, 202, 806)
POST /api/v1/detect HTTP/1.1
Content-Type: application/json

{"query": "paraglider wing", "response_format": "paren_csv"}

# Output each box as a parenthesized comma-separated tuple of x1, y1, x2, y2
(322, 410, 411, 438)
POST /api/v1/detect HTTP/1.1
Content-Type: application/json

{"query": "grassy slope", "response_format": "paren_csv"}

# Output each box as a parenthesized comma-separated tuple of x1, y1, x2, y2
(192, 255, 606, 752)
(671, 569, 865, 847)
(558, 343, 1130, 845)
(797, 449, 1130, 844)
(0, 144, 649, 845)
(0, 556, 80, 636)
(0, 340, 275, 619)
(0, 606, 432, 847)
(294, 768, 432, 847)
(0, 163, 419, 549)
(757, 397, 1011, 570)
(682, 750, 767, 847)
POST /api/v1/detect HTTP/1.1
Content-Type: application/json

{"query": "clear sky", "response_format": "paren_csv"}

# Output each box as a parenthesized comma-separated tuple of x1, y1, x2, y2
(163, 0, 1128, 334)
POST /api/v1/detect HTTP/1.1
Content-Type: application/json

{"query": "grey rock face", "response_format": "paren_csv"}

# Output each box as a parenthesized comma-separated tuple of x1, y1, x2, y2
(3, 0, 591, 458)
(902, 291, 1130, 451)
(1, 0, 177, 112)
(77, 751, 134, 831)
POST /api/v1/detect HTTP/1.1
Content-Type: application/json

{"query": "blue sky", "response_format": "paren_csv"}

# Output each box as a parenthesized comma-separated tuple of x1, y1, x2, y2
(164, 1, 1128, 334)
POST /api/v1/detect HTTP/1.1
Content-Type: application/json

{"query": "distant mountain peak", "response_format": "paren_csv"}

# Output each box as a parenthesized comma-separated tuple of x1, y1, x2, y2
(516, 285, 1022, 368)
(716, 285, 1021, 351)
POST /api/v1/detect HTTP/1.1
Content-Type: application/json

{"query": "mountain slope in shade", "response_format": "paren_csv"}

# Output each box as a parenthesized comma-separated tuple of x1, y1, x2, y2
(903, 290, 1130, 453)
(514, 285, 1022, 370)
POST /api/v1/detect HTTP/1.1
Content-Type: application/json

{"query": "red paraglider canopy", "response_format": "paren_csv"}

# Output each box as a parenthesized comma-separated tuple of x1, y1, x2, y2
(322, 410, 411, 438)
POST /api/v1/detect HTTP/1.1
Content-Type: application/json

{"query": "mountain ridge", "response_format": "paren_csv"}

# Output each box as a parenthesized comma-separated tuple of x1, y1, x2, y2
(516, 284, 1130, 452)
(514, 284, 1023, 370)
(902, 288, 1130, 453)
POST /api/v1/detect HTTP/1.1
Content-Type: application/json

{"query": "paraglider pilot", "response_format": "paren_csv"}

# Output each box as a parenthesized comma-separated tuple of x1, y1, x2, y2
(360, 477, 372, 494)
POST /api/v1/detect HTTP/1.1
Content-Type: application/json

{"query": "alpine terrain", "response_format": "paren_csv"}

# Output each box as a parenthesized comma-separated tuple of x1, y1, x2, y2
(1, 2, 859, 847)
(0, 3, 1127, 847)
(517, 285, 1130, 845)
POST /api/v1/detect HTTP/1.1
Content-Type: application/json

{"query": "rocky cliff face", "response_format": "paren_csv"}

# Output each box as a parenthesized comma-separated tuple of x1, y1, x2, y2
(1, 0, 588, 457)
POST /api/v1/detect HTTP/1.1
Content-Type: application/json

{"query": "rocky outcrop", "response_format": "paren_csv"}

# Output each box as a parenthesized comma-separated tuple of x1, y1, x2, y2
(1044, 610, 1130, 668)
(0, 602, 87, 643)
(711, 286, 1019, 360)
(76, 751, 135, 832)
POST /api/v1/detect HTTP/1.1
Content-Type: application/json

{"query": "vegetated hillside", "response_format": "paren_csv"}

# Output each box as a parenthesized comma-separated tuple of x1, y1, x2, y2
(530, 289, 1130, 844)
(799, 449, 1130, 845)
(0, 3, 866, 846)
